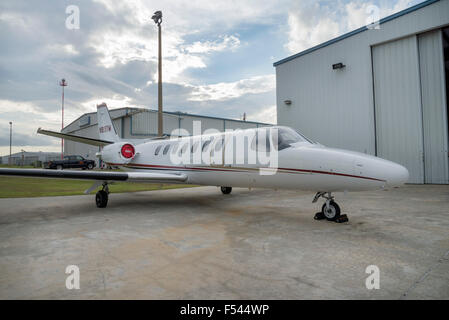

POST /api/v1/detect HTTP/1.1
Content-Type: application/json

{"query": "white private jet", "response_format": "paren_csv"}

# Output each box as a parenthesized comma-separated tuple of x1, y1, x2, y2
(0, 103, 409, 222)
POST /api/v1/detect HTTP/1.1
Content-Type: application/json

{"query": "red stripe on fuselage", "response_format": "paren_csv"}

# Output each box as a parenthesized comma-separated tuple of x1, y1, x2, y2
(107, 163, 385, 182)
(277, 168, 384, 182)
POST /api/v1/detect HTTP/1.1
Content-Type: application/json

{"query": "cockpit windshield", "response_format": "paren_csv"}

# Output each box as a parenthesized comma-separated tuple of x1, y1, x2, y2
(250, 127, 314, 152)
(275, 127, 313, 150)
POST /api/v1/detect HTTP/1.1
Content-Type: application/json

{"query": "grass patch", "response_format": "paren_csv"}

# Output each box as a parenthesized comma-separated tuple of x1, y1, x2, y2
(0, 176, 196, 198)
(0, 164, 34, 169)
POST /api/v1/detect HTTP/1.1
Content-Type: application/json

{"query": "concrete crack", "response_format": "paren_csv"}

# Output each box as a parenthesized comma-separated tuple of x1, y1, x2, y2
(400, 249, 449, 299)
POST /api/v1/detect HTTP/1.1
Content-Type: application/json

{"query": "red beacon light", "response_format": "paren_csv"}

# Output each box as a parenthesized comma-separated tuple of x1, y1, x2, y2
(121, 144, 135, 159)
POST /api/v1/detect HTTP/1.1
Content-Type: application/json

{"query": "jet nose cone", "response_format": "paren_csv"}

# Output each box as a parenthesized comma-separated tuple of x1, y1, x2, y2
(386, 163, 409, 187)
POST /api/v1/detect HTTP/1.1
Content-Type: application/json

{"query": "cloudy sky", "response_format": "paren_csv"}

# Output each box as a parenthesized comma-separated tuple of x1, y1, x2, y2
(0, 0, 424, 155)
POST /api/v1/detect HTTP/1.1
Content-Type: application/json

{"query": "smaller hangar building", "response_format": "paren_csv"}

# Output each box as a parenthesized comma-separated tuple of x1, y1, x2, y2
(1, 151, 60, 166)
(274, 0, 449, 184)
(62, 107, 269, 164)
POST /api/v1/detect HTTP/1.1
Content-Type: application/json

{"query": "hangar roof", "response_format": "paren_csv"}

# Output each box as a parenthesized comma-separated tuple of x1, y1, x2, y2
(63, 107, 270, 133)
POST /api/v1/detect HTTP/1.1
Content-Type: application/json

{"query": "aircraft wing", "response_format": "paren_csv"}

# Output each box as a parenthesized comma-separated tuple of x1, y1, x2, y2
(37, 128, 113, 147)
(0, 168, 187, 183)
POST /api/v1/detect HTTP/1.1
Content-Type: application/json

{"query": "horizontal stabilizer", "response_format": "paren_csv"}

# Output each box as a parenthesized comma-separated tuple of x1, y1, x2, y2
(0, 168, 188, 183)
(37, 128, 113, 147)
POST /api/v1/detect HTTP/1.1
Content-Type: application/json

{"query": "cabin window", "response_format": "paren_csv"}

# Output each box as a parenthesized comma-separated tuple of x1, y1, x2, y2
(163, 145, 170, 155)
(202, 137, 214, 151)
(191, 141, 199, 153)
(250, 134, 257, 151)
(251, 129, 271, 152)
(179, 143, 188, 156)
(215, 136, 225, 152)
(171, 143, 178, 154)
(155, 145, 162, 155)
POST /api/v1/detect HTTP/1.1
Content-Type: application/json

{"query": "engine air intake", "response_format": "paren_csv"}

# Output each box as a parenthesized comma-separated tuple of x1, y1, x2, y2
(121, 144, 135, 159)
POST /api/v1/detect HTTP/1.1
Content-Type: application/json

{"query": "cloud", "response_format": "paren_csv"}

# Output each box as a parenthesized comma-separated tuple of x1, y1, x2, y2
(345, 0, 411, 30)
(87, 0, 281, 84)
(0, 127, 55, 148)
(93, 0, 287, 32)
(247, 105, 276, 124)
(46, 44, 80, 56)
(89, 26, 241, 83)
(0, 99, 61, 154)
(286, 0, 416, 54)
(188, 75, 275, 101)
(184, 35, 240, 54)
(286, 2, 341, 54)
(80, 95, 143, 110)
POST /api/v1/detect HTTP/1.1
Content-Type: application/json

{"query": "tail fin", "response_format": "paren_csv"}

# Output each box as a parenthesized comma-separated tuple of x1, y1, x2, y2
(97, 103, 120, 142)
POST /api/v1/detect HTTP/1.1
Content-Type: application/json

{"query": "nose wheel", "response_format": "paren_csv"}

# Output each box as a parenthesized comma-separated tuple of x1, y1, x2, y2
(313, 192, 348, 223)
(321, 200, 340, 220)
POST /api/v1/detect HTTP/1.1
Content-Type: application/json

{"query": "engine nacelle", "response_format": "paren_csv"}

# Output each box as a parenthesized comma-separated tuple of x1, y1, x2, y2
(99, 142, 136, 165)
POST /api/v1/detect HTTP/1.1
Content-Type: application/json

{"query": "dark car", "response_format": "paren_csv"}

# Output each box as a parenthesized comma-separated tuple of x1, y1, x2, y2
(46, 155, 95, 170)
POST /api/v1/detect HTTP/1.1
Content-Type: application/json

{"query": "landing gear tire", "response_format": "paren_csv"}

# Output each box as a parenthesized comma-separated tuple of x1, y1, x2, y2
(221, 187, 232, 194)
(321, 200, 341, 221)
(313, 192, 348, 223)
(96, 190, 108, 208)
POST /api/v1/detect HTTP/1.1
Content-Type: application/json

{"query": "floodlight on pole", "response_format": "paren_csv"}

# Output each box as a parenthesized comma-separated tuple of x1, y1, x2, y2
(151, 10, 163, 137)
(59, 78, 68, 159)
(151, 11, 162, 25)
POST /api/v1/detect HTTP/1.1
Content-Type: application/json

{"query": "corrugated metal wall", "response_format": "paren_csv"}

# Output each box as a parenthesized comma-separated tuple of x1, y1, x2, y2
(418, 29, 449, 184)
(129, 111, 263, 137)
(276, 38, 375, 154)
(372, 36, 425, 183)
(275, 0, 449, 184)
(131, 111, 158, 135)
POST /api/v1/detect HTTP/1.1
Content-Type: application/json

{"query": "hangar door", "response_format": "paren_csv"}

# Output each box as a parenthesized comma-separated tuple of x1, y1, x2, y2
(372, 36, 424, 183)
(418, 29, 448, 184)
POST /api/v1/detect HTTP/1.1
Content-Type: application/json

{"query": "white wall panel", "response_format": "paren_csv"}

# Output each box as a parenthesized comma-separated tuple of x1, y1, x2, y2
(372, 36, 424, 183)
(276, 30, 376, 154)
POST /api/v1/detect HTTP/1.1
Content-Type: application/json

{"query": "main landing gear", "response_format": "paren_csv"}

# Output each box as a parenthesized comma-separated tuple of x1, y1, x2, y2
(312, 192, 348, 223)
(221, 186, 232, 194)
(95, 182, 109, 208)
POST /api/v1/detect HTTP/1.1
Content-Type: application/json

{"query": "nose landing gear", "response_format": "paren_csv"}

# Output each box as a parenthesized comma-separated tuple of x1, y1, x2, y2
(312, 192, 348, 223)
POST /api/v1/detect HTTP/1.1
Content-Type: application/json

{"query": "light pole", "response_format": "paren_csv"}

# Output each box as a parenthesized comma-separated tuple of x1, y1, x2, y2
(59, 78, 68, 159)
(21, 149, 25, 167)
(151, 10, 163, 137)
(9, 121, 12, 166)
